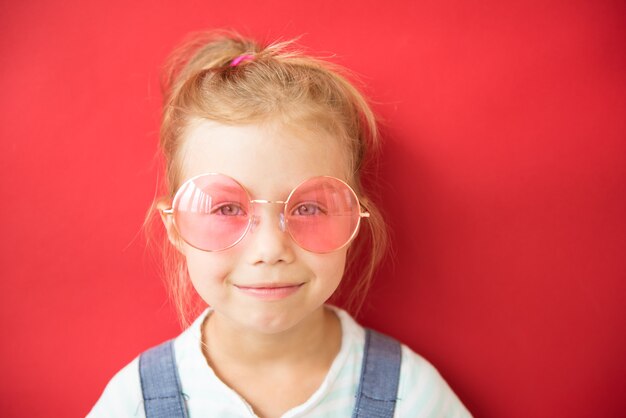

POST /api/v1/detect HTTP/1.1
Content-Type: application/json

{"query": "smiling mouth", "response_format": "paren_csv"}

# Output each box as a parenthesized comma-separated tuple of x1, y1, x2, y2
(234, 283, 304, 300)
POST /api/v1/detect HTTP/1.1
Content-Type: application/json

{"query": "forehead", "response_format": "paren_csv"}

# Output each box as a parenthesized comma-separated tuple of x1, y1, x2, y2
(179, 119, 350, 196)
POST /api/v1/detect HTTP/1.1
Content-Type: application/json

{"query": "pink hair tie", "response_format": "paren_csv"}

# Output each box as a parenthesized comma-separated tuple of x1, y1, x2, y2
(230, 54, 255, 67)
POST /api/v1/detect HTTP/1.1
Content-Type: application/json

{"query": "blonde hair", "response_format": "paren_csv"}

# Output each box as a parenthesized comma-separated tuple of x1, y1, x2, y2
(148, 30, 388, 326)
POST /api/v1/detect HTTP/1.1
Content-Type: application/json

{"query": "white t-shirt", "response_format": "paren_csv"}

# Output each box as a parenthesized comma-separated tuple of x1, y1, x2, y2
(89, 306, 471, 417)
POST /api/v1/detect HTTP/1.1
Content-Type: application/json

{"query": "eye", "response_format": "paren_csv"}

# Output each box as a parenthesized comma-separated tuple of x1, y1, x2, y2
(212, 203, 246, 216)
(291, 202, 326, 216)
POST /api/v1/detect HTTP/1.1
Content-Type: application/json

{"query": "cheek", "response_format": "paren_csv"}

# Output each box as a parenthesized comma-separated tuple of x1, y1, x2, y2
(310, 249, 348, 288)
(184, 247, 233, 299)
(330, 252, 348, 281)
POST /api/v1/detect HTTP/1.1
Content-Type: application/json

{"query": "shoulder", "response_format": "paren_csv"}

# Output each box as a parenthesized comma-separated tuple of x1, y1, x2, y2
(87, 312, 209, 417)
(87, 356, 146, 418)
(330, 307, 471, 417)
(396, 344, 472, 418)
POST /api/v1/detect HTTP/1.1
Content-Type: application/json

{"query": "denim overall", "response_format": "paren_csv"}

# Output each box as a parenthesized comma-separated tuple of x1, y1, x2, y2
(139, 329, 402, 418)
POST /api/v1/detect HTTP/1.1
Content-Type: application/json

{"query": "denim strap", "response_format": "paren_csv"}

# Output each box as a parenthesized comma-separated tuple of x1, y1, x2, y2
(139, 340, 188, 418)
(352, 329, 402, 418)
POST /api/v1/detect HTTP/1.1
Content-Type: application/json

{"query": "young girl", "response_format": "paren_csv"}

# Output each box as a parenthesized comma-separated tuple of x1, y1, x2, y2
(89, 31, 471, 418)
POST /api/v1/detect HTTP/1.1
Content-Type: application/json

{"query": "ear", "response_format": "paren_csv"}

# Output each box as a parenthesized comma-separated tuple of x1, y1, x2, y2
(156, 197, 186, 254)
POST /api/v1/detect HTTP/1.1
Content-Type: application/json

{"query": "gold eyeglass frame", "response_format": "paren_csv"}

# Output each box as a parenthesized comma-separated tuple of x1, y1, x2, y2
(161, 173, 370, 253)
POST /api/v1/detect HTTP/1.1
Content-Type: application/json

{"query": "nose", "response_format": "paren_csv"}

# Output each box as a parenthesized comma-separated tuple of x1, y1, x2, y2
(246, 205, 294, 265)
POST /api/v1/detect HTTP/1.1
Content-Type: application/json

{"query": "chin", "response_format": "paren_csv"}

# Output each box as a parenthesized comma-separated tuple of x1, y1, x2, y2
(236, 303, 320, 336)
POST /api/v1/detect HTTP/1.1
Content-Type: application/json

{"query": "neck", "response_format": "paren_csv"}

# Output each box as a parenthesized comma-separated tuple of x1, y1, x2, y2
(202, 306, 341, 369)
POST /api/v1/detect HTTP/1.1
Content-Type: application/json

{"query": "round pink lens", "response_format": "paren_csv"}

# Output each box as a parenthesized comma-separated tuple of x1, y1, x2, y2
(173, 174, 250, 251)
(286, 177, 361, 253)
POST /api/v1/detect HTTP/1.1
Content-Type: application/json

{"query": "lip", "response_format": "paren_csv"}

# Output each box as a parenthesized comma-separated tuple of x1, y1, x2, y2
(234, 283, 304, 300)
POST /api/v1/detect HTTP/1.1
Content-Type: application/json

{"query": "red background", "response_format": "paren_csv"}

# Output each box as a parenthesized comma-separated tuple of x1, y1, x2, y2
(1, 1, 625, 417)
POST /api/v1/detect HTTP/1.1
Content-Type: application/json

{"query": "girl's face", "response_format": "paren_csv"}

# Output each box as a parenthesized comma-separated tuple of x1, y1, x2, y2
(162, 119, 351, 335)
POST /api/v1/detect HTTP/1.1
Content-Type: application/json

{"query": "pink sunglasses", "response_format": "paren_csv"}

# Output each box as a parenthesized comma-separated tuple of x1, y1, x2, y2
(161, 173, 369, 253)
